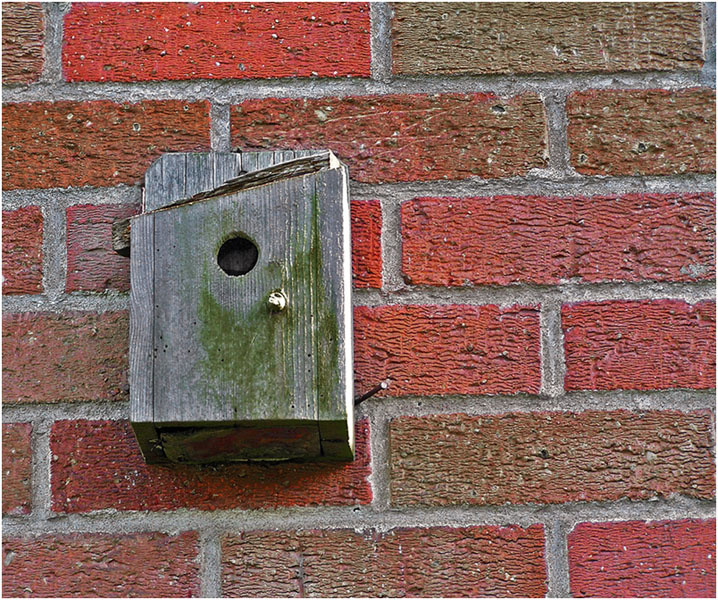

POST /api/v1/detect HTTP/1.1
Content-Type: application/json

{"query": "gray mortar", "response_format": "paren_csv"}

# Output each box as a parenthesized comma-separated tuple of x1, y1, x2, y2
(2, 3, 716, 595)
(370, 3, 393, 82)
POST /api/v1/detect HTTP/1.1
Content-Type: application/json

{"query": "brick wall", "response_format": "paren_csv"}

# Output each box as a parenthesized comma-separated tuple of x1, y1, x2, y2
(2, 3, 715, 597)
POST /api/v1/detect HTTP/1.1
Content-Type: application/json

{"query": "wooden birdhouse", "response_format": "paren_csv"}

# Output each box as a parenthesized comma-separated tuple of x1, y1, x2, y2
(119, 151, 354, 464)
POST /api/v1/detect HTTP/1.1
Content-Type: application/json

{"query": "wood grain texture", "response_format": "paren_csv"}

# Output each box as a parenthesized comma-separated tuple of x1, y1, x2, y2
(569, 519, 716, 598)
(401, 193, 716, 286)
(2, 532, 200, 598)
(221, 525, 547, 597)
(390, 411, 716, 507)
(567, 88, 716, 176)
(562, 300, 716, 391)
(132, 151, 352, 461)
(392, 3, 704, 76)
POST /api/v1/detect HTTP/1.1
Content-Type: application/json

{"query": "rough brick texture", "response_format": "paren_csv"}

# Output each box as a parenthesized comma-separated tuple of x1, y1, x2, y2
(351, 199, 382, 288)
(66, 204, 139, 293)
(2, 423, 32, 516)
(354, 304, 541, 397)
(569, 519, 716, 598)
(390, 411, 715, 507)
(563, 300, 716, 391)
(3, 100, 210, 190)
(2, 311, 128, 404)
(2, 3, 44, 84)
(64, 2, 370, 82)
(2, 206, 43, 294)
(393, 3, 704, 76)
(231, 93, 547, 183)
(402, 193, 715, 286)
(222, 525, 547, 597)
(2, 532, 200, 597)
(567, 88, 716, 176)
(50, 419, 371, 513)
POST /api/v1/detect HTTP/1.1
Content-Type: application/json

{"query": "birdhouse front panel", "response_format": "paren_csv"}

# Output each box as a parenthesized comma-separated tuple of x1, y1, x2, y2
(129, 151, 353, 463)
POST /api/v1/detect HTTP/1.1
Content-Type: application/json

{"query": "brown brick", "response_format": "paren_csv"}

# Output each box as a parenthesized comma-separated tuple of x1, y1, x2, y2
(2, 3, 44, 84)
(64, 3, 370, 81)
(66, 203, 139, 293)
(2, 311, 128, 404)
(3, 100, 210, 190)
(222, 525, 547, 597)
(231, 93, 547, 183)
(2, 206, 43, 294)
(351, 199, 382, 288)
(354, 304, 541, 397)
(2, 532, 200, 597)
(390, 411, 715, 507)
(51, 419, 371, 513)
(567, 88, 716, 176)
(2, 423, 32, 515)
(569, 519, 716, 598)
(563, 300, 716, 391)
(402, 193, 715, 286)
(392, 3, 704, 76)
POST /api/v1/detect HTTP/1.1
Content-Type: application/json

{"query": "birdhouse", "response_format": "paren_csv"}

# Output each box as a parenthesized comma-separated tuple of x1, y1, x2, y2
(121, 151, 354, 464)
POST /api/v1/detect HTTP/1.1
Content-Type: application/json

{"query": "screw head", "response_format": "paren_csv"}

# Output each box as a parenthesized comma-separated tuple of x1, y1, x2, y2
(267, 290, 288, 313)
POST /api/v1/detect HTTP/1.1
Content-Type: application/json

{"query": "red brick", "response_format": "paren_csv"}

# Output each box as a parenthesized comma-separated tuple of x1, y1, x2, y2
(569, 519, 716, 598)
(351, 199, 381, 288)
(231, 93, 547, 183)
(2, 423, 32, 516)
(354, 304, 541, 397)
(402, 193, 715, 286)
(50, 419, 371, 513)
(390, 411, 715, 507)
(66, 204, 139, 293)
(2, 3, 44, 84)
(2, 311, 128, 404)
(222, 525, 547, 597)
(567, 88, 716, 176)
(2, 532, 199, 597)
(64, 3, 370, 82)
(563, 300, 716, 391)
(3, 100, 210, 190)
(392, 4, 704, 76)
(2, 206, 43, 294)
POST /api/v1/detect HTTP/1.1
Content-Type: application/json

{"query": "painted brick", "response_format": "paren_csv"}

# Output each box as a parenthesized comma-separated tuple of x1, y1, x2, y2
(351, 199, 382, 288)
(66, 203, 139, 293)
(2, 311, 128, 404)
(2, 423, 32, 516)
(2, 206, 43, 295)
(567, 88, 716, 176)
(64, 3, 370, 82)
(3, 100, 210, 190)
(50, 419, 371, 513)
(402, 193, 716, 286)
(2, 3, 44, 84)
(2, 532, 200, 597)
(222, 525, 547, 597)
(569, 519, 716, 598)
(390, 411, 715, 507)
(563, 300, 716, 391)
(392, 3, 704, 76)
(353, 304, 541, 397)
(231, 93, 547, 183)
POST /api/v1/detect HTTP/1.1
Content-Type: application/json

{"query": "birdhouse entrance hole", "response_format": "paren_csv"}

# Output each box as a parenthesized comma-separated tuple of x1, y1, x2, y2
(217, 235, 258, 276)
